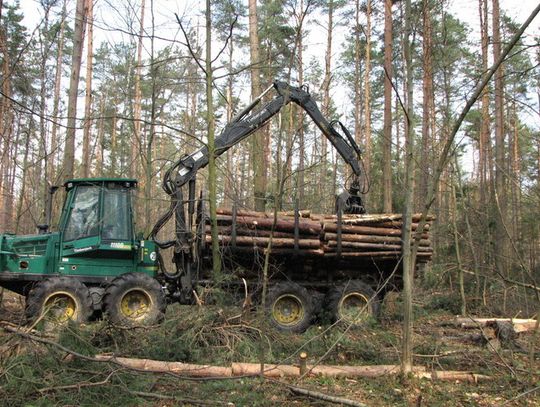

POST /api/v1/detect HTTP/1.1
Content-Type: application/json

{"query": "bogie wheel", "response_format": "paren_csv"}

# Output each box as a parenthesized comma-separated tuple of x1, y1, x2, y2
(103, 272, 165, 327)
(266, 282, 314, 333)
(25, 277, 93, 327)
(328, 280, 380, 327)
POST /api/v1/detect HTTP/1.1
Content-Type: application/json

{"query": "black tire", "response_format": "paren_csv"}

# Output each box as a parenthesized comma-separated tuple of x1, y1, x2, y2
(266, 282, 314, 333)
(103, 272, 165, 327)
(25, 277, 93, 327)
(327, 280, 380, 327)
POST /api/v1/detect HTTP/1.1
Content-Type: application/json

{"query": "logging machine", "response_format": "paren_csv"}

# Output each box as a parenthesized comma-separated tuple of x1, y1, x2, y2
(0, 82, 383, 333)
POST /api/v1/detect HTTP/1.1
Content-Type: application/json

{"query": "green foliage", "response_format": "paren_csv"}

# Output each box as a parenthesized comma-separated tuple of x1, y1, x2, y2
(426, 292, 462, 315)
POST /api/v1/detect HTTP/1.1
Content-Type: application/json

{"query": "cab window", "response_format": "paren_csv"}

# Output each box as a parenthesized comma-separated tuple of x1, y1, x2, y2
(63, 186, 100, 241)
(102, 186, 131, 241)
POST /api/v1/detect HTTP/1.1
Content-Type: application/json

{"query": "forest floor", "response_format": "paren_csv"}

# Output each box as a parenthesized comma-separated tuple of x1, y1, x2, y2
(0, 289, 539, 406)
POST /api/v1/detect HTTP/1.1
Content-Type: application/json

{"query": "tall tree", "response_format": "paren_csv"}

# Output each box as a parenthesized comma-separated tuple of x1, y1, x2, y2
(63, 0, 87, 180)
(206, 0, 221, 281)
(363, 0, 372, 182)
(132, 0, 145, 179)
(492, 0, 509, 278)
(49, 0, 67, 184)
(248, 0, 266, 211)
(320, 0, 334, 209)
(382, 0, 393, 213)
(82, 0, 94, 178)
(401, 0, 415, 375)
(418, 0, 433, 210)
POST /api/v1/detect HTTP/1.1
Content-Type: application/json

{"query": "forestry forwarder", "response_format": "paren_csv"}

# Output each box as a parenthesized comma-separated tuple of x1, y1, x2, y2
(0, 82, 371, 333)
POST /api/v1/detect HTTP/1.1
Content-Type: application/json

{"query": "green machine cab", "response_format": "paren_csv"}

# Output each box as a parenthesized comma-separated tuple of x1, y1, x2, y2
(0, 178, 165, 326)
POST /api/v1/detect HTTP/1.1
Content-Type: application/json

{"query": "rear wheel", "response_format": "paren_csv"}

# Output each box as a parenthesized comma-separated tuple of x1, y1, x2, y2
(327, 280, 379, 326)
(25, 277, 92, 327)
(103, 273, 165, 327)
(266, 282, 313, 333)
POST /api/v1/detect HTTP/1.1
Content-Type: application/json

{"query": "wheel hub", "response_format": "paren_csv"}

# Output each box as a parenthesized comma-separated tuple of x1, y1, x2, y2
(339, 292, 371, 324)
(43, 292, 77, 323)
(120, 289, 152, 320)
(272, 294, 305, 326)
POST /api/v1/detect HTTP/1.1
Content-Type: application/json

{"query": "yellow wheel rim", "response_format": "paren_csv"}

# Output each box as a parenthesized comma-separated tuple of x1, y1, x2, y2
(271, 294, 305, 327)
(338, 292, 371, 324)
(43, 291, 77, 323)
(120, 289, 152, 320)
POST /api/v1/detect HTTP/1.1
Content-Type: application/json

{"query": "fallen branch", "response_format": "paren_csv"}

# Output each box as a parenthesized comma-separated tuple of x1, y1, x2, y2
(289, 384, 367, 407)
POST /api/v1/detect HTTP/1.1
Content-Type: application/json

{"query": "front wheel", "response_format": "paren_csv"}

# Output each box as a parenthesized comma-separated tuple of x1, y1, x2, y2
(103, 273, 166, 327)
(25, 277, 93, 328)
(266, 282, 314, 333)
(327, 280, 379, 327)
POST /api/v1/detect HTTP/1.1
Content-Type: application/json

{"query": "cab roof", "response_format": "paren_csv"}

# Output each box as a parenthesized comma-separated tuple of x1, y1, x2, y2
(64, 178, 138, 189)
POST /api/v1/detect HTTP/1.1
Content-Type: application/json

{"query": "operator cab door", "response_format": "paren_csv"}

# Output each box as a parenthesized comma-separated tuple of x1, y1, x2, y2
(59, 182, 136, 278)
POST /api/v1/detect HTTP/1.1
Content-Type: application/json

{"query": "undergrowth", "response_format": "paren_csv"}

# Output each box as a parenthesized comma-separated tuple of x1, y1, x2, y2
(0, 300, 538, 406)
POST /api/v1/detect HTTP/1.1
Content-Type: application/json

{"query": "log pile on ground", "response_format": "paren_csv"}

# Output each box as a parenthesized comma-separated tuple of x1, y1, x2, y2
(205, 208, 435, 262)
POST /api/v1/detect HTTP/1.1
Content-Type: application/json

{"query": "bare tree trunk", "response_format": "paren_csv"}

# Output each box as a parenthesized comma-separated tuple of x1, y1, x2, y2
(383, 0, 393, 213)
(320, 0, 334, 212)
(132, 0, 145, 179)
(38, 5, 51, 219)
(15, 119, 32, 233)
(297, 0, 305, 209)
(95, 94, 105, 175)
(418, 0, 433, 210)
(363, 0, 372, 181)
(224, 39, 234, 207)
(401, 0, 415, 375)
(451, 166, 467, 315)
(510, 96, 521, 245)
(82, 0, 94, 178)
(49, 0, 67, 185)
(0, 16, 13, 231)
(353, 0, 362, 154)
(492, 0, 508, 278)
(248, 0, 266, 212)
(206, 0, 221, 281)
(478, 0, 491, 288)
(63, 0, 87, 180)
(144, 0, 156, 234)
(110, 111, 117, 175)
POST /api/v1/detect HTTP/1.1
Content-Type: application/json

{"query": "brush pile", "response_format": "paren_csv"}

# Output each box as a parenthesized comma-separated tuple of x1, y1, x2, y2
(203, 208, 434, 262)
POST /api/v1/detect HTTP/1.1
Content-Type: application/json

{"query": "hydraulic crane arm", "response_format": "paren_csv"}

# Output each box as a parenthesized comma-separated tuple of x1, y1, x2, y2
(164, 82, 365, 200)
(152, 82, 367, 271)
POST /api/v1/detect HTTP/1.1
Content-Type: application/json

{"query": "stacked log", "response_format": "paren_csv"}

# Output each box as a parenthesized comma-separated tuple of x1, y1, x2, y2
(204, 208, 435, 262)
(322, 214, 434, 261)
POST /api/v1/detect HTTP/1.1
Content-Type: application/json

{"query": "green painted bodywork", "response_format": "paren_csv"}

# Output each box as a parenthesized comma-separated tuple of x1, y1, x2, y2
(0, 179, 159, 295)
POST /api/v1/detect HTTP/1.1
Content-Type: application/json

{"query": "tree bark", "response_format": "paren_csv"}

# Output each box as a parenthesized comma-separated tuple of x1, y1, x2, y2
(382, 0, 393, 213)
(401, 0, 415, 375)
(418, 0, 433, 210)
(248, 0, 266, 211)
(81, 0, 94, 178)
(363, 0, 372, 180)
(0, 14, 13, 231)
(492, 0, 508, 278)
(320, 0, 334, 212)
(132, 0, 145, 179)
(49, 0, 67, 184)
(206, 0, 222, 281)
(63, 0, 87, 180)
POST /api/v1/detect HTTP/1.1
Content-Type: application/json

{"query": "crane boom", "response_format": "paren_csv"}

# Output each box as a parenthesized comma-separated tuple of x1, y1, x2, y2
(169, 82, 364, 190)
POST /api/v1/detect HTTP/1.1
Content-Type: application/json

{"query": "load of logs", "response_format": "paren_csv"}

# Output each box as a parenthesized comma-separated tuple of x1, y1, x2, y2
(204, 208, 435, 262)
